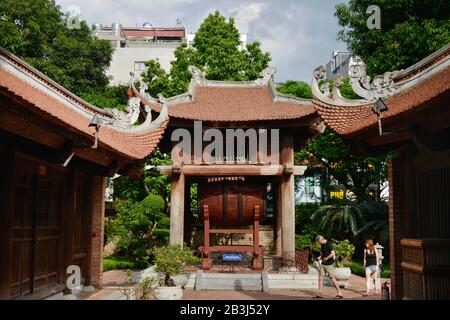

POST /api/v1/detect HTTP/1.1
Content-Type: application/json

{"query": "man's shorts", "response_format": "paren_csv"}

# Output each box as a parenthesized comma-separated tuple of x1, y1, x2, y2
(318, 263, 336, 279)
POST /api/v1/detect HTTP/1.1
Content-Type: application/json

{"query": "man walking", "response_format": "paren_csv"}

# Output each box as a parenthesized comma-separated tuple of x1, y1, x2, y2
(314, 235, 344, 299)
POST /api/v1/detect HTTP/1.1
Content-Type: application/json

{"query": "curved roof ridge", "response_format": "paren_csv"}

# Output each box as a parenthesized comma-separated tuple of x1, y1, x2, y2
(0, 47, 168, 162)
(311, 44, 450, 136)
(130, 65, 315, 122)
(0, 47, 108, 116)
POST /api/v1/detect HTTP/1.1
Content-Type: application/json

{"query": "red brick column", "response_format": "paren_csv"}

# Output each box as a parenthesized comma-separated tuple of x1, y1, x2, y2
(89, 176, 106, 288)
(388, 157, 404, 300)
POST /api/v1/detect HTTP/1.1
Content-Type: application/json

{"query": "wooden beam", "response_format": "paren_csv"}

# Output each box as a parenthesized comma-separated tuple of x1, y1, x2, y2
(365, 131, 411, 146)
(208, 229, 254, 234)
(158, 164, 285, 176)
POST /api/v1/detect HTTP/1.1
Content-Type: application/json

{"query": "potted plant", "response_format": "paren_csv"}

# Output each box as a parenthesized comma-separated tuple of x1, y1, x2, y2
(332, 239, 355, 288)
(152, 245, 199, 300)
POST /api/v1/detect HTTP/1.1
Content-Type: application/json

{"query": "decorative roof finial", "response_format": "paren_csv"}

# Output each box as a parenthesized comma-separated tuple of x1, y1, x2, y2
(259, 67, 277, 80)
(334, 75, 344, 89)
(104, 96, 141, 130)
(157, 93, 166, 104)
(254, 66, 276, 84)
(349, 58, 399, 100)
(188, 65, 206, 85)
(314, 65, 326, 80)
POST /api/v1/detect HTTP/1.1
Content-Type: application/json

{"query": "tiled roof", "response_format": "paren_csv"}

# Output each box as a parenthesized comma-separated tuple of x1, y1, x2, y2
(122, 29, 185, 38)
(312, 45, 450, 137)
(148, 84, 316, 122)
(0, 49, 168, 162)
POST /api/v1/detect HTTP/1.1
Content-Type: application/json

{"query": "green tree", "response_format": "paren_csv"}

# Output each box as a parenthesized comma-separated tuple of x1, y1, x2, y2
(297, 129, 389, 202)
(142, 11, 271, 97)
(0, 0, 113, 97)
(80, 85, 129, 110)
(108, 194, 168, 262)
(280, 81, 389, 242)
(277, 80, 313, 99)
(335, 0, 450, 75)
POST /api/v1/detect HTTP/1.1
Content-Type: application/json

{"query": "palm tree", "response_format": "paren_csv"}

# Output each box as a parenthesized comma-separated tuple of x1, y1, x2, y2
(312, 200, 388, 242)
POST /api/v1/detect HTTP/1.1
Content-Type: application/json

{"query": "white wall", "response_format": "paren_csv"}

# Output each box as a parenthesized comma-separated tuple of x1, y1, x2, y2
(107, 45, 178, 85)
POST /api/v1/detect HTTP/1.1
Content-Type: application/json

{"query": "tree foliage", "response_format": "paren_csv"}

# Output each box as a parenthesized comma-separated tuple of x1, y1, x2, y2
(0, 0, 129, 109)
(79, 85, 129, 110)
(297, 128, 389, 202)
(312, 201, 388, 242)
(0, 0, 113, 96)
(142, 11, 271, 97)
(108, 194, 168, 262)
(277, 80, 313, 99)
(335, 0, 450, 75)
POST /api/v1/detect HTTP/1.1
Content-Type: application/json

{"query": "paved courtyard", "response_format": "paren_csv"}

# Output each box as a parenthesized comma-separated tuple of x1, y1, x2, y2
(83, 270, 385, 300)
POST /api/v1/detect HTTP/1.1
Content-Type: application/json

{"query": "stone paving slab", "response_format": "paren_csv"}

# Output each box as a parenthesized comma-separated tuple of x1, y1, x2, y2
(88, 270, 385, 300)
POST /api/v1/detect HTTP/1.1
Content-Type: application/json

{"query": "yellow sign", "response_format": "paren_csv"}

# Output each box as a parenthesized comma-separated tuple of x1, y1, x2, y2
(330, 190, 345, 199)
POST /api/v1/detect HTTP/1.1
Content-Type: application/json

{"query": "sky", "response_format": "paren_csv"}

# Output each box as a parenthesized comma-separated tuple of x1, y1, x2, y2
(55, 0, 348, 82)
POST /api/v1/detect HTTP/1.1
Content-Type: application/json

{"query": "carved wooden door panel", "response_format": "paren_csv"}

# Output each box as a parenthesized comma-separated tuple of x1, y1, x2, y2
(10, 157, 65, 298)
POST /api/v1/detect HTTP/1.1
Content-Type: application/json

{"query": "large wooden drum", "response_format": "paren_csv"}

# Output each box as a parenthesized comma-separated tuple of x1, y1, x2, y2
(198, 180, 264, 228)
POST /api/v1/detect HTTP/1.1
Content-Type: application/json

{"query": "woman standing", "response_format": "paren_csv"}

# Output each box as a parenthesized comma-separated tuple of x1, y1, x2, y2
(363, 239, 380, 296)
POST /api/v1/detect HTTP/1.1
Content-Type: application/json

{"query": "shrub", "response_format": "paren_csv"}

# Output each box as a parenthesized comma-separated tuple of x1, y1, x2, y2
(107, 193, 168, 263)
(152, 245, 200, 286)
(333, 239, 355, 267)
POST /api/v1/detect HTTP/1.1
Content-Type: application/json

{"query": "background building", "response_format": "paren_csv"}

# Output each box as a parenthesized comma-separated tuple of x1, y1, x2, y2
(325, 50, 357, 80)
(93, 22, 186, 85)
(186, 33, 247, 50)
(93, 23, 248, 85)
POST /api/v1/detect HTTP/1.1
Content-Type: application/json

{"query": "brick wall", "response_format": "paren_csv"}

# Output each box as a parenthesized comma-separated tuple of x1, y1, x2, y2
(89, 176, 106, 288)
(388, 158, 405, 299)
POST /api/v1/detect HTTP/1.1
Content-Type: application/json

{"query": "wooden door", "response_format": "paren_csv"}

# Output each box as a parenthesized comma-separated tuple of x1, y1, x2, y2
(9, 156, 65, 298)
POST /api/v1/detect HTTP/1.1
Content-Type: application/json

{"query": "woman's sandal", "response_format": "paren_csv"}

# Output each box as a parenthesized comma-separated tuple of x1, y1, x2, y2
(313, 294, 323, 299)
(334, 295, 344, 299)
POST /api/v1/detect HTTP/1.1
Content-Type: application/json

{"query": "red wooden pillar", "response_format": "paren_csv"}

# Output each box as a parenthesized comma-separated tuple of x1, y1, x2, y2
(252, 205, 263, 269)
(202, 205, 211, 269)
(389, 156, 406, 300)
(88, 176, 106, 288)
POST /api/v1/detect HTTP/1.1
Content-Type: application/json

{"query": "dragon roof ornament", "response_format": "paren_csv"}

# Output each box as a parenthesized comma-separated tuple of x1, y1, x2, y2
(311, 59, 400, 107)
(103, 72, 168, 133)
(254, 66, 277, 84)
(188, 66, 207, 85)
(185, 65, 278, 87)
(349, 57, 400, 101)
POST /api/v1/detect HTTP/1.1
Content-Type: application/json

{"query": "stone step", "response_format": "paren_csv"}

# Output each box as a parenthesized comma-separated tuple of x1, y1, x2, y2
(204, 279, 262, 286)
(203, 273, 262, 279)
(199, 271, 263, 291)
(204, 285, 263, 291)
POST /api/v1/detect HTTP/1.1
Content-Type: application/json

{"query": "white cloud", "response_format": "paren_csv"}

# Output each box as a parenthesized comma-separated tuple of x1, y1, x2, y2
(232, 2, 267, 34)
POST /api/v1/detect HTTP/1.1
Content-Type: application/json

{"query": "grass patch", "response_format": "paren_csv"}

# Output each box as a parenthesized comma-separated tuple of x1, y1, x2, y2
(103, 255, 148, 272)
(344, 260, 391, 278)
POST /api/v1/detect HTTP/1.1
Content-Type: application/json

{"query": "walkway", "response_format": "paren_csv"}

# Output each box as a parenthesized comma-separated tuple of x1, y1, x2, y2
(83, 270, 385, 300)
